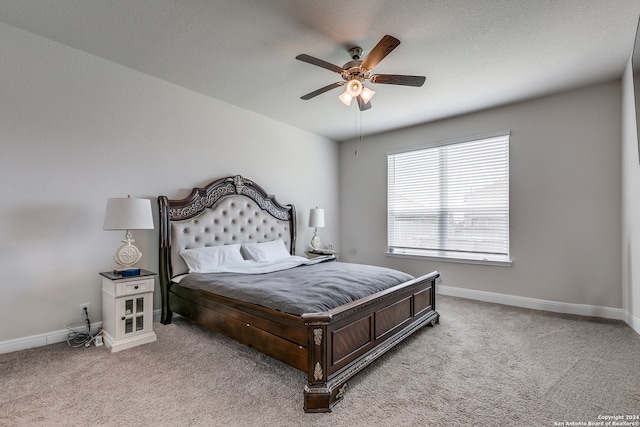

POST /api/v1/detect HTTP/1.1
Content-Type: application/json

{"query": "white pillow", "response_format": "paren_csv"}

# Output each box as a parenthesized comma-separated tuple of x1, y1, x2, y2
(179, 244, 245, 273)
(241, 239, 291, 262)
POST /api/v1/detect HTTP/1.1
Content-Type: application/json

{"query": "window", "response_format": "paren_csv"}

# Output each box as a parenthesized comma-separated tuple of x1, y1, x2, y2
(387, 132, 510, 264)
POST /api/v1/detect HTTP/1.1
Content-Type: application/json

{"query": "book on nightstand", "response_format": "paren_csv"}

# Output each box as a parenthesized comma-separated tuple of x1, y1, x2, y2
(99, 269, 155, 280)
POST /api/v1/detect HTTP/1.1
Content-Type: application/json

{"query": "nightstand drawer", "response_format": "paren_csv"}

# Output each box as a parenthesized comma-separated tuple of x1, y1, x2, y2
(114, 278, 153, 296)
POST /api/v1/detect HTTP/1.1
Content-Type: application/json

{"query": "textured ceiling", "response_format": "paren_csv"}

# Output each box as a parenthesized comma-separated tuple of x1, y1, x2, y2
(1, 0, 639, 141)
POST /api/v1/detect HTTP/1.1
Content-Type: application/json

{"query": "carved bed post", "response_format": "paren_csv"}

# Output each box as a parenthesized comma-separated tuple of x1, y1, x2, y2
(303, 313, 349, 413)
(304, 319, 333, 412)
(158, 195, 174, 324)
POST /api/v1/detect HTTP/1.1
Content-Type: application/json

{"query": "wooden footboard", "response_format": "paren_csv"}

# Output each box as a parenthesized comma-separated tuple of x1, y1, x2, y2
(301, 271, 439, 412)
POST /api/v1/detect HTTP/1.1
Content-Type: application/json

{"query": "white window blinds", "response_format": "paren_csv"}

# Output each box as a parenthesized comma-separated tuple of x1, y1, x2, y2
(387, 132, 510, 263)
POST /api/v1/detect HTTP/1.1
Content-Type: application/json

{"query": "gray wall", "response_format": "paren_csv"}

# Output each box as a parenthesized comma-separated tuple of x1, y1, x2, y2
(621, 57, 640, 331)
(0, 23, 340, 343)
(340, 81, 622, 310)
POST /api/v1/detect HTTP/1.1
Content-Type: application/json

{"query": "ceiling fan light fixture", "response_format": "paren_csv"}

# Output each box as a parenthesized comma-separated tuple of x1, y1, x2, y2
(296, 35, 425, 110)
(360, 86, 375, 103)
(338, 91, 353, 106)
(345, 79, 363, 97)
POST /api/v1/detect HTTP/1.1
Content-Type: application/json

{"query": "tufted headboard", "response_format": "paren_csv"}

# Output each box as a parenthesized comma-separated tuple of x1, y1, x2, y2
(158, 175, 296, 295)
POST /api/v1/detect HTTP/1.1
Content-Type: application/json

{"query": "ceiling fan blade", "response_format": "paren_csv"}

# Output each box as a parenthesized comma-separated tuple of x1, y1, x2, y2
(360, 35, 401, 70)
(300, 82, 345, 100)
(370, 74, 426, 87)
(296, 54, 345, 74)
(357, 96, 372, 111)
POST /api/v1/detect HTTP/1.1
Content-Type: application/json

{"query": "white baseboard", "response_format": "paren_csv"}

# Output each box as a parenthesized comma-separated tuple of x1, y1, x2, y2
(0, 308, 164, 354)
(626, 310, 640, 335)
(0, 321, 102, 354)
(437, 285, 628, 321)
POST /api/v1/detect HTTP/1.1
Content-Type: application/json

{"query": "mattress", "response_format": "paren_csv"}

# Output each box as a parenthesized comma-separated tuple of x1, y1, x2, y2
(176, 260, 414, 316)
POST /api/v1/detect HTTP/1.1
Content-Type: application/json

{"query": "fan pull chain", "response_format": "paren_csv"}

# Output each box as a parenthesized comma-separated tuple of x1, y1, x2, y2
(354, 109, 361, 156)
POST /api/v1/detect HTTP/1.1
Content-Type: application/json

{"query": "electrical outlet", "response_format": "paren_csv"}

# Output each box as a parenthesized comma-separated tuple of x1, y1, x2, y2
(80, 303, 90, 316)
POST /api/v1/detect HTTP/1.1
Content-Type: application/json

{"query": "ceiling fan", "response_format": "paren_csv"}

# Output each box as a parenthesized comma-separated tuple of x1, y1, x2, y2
(296, 35, 426, 111)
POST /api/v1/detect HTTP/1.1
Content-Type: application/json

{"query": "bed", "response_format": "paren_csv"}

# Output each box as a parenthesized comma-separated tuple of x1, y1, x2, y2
(158, 175, 440, 412)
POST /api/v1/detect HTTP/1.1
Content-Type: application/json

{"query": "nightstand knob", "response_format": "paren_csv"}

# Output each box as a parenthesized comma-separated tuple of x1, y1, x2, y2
(134, 285, 139, 289)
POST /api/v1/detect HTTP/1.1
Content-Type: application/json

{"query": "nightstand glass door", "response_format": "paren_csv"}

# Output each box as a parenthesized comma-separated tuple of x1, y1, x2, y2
(118, 294, 151, 337)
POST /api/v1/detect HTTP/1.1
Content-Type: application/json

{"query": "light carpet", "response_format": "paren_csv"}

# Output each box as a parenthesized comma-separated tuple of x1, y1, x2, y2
(1, 295, 639, 427)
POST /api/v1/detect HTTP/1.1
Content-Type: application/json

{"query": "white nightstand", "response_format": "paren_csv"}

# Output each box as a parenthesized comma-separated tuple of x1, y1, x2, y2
(100, 270, 157, 352)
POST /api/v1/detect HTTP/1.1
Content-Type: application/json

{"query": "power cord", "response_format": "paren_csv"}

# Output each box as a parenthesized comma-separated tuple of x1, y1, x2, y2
(66, 307, 103, 348)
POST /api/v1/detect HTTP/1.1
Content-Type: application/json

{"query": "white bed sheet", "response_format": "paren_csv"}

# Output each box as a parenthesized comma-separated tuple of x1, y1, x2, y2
(172, 255, 335, 282)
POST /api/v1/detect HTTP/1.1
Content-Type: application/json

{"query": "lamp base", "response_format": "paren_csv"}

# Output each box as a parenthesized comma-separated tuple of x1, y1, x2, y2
(113, 230, 143, 269)
(114, 243, 142, 268)
(310, 229, 321, 250)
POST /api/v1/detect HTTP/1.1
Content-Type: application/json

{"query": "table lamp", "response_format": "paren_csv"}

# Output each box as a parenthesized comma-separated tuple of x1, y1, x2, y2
(104, 195, 154, 275)
(309, 207, 325, 250)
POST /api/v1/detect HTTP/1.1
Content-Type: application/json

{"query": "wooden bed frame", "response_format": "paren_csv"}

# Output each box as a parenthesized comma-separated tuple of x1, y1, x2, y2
(158, 175, 440, 412)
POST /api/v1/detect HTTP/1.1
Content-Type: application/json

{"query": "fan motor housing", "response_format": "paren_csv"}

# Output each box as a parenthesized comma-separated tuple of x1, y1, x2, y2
(341, 46, 370, 82)
(341, 61, 370, 82)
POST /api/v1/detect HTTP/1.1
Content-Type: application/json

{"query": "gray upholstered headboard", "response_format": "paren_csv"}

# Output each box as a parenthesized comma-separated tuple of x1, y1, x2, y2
(158, 174, 296, 284)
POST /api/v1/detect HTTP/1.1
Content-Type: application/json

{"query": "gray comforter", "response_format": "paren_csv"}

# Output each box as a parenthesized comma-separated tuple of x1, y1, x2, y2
(177, 260, 414, 316)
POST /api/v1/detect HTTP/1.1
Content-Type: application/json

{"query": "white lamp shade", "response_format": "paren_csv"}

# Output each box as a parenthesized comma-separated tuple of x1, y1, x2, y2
(345, 79, 363, 97)
(309, 208, 325, 228)
(360, 86, 376, 103)
(338, 91, 353, 106)
(104, 197, 154, 230)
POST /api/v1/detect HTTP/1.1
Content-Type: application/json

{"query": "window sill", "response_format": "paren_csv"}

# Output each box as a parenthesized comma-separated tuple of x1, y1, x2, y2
(386, 249, 512, 267)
